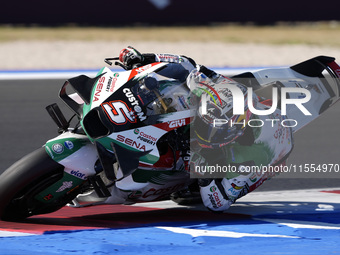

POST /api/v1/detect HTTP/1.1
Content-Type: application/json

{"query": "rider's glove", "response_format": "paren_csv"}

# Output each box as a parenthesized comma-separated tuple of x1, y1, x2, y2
(119, 46, 144, 70)
(198, 178, 233, 212)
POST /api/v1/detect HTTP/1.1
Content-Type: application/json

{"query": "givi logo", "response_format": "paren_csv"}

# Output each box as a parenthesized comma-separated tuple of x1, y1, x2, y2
(169, 119, 186, 128)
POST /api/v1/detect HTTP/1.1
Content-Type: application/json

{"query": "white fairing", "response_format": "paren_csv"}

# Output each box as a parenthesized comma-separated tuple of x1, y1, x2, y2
(252, 67, 339, 132)
(60, 144, 98, 179)
(46, 132, 98, 179)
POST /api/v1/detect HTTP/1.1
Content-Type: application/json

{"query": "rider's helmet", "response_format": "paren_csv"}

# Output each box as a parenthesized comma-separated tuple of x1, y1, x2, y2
(187, 69, 257, 149)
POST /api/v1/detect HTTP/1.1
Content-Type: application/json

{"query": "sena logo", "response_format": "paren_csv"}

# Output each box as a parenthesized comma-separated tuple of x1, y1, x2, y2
(93, 76, 106, 102)
(116, 134, 146, 151)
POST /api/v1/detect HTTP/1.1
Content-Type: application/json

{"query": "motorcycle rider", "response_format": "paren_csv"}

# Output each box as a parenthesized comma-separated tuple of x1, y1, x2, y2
(117, 46, 294, 212)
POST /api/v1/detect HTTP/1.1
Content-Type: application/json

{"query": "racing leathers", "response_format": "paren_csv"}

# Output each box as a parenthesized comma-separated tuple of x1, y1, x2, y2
(109, 47, 293, 212)
(191, 110, 293, 211)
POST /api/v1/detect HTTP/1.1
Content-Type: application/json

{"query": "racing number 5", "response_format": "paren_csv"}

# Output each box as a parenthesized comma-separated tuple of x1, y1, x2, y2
(102, 100, 136, 125)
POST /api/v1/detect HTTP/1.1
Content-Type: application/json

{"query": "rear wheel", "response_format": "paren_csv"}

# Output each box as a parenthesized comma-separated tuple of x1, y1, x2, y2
(0, 148, 74, 221)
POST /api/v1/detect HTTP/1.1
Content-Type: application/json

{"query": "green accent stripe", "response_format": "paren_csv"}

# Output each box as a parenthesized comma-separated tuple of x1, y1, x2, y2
(199, 87, 218, 105)
(45, 138, 89, 162)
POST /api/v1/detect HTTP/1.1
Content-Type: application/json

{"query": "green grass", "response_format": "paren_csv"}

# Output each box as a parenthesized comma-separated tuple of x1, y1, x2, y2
(0, 23, 340, 47)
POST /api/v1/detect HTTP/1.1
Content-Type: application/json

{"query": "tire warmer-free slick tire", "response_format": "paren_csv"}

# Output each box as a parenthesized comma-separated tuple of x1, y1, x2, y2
(0, 148, 68, 221)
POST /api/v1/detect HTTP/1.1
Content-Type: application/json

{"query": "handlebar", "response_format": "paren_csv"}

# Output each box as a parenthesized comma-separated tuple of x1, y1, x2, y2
(104, 57, 130, 70)
(104, 57, 143, 71)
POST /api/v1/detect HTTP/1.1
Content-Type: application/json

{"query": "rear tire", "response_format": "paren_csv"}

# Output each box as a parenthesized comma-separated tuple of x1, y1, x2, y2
(0, 148, 66, 221)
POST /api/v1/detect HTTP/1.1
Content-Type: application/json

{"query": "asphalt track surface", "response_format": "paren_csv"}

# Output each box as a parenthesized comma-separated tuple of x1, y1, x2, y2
(1, 78, 340, 254)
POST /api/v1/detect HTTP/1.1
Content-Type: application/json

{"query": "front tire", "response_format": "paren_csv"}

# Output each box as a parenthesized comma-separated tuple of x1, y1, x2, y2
(0, 147, 66, 221)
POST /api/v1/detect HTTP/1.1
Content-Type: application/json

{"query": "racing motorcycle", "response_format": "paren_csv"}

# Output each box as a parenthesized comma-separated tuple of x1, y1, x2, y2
(0, 55, 339, 221)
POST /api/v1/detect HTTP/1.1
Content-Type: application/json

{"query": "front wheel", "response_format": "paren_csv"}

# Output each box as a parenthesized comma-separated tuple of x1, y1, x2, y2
(0, 148, 74, 221)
